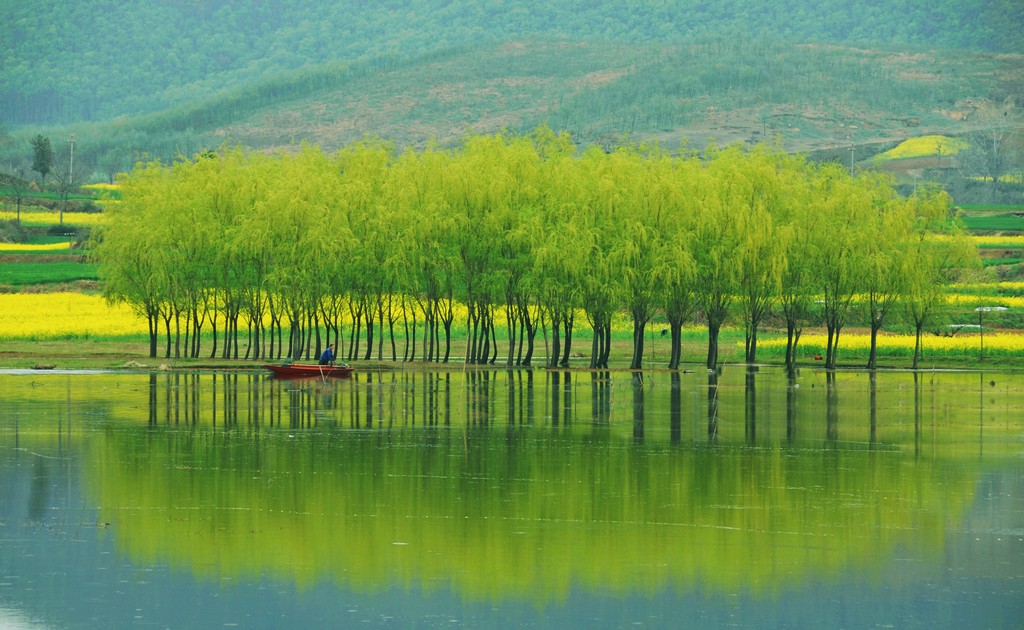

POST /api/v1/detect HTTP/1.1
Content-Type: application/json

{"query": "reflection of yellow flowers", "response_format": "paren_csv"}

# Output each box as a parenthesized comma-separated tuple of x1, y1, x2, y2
(0, 293, 147, 339)
(0, 242, 74, 252)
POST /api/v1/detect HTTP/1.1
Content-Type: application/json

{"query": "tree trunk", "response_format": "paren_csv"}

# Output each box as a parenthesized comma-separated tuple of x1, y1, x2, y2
(744, 324, 759, 364)
(506, 304, 517, 367)
(867, 323, 881, 370)
(209, 315, 219, 359)
(785, 319, 802, 377)
(559, 313, 573, 367)
(913, 322, 924, 369)
(405, 309, 414, 362)
(668, 321, 682, 370)
(826, 326, 842, 370)
(825, 324, 836, 370)
(442, 318, 452, 363)
(148, 311, 159, 359)
(599, 325, 611, 368)
(630, 319, 646, 370)
(162, 315, 171, 360)
(173, 312, 181, 359)
(549, 318, 561, 368)
(363, 312, 374, 361)
(523, 315, 536, 366)
(706, 321, 721, 369)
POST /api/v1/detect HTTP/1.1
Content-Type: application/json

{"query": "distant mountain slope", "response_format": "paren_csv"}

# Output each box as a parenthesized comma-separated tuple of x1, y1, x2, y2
(196, 39, 1023, 156)
(2, 0, 1023, 126)
(5, 36, 1014, 201)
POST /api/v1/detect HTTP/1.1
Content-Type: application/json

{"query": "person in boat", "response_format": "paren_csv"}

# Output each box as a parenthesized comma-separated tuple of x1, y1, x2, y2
(319, 343, 336, 366)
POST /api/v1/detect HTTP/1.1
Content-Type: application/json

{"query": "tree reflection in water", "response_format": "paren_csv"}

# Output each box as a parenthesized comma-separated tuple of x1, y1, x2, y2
(707, 368, 719, 442)
(5, 368, 1019, 607)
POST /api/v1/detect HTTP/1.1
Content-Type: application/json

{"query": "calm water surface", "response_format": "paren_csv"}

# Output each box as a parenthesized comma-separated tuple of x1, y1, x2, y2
(0, 366, 1021, 629)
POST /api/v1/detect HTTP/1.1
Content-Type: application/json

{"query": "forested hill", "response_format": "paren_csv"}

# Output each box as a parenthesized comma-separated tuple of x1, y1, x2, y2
(3, 0, 1023, 126)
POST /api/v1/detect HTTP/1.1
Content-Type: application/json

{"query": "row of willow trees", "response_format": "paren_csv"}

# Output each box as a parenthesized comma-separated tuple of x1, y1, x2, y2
(93, 128, 977, 371)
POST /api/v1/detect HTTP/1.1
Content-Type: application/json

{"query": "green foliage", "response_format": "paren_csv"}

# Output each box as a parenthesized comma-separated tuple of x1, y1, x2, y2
(92, 133, 977, 368)
(0, 220, 31, 243)
(30, 134, 53, 182)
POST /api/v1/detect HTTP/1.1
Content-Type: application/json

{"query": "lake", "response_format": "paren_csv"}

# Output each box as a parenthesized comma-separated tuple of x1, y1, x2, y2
(0, 366, 1021, 628)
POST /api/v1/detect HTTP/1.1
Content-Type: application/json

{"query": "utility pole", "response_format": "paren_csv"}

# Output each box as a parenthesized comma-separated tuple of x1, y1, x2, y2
(846, 126, 857, 175)
(68, 134, 76, 182)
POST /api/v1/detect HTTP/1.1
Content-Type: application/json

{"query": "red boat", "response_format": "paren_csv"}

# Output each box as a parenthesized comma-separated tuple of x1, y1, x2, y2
(263, 363, 354, 379)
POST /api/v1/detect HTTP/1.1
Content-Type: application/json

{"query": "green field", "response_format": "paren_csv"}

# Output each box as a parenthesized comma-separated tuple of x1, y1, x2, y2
(0, 260, 99, 286)
(960, 213, 1024, 232)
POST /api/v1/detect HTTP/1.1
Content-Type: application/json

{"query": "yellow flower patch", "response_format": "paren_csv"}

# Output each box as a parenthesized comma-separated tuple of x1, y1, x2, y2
(0, 242, 75, 252)
(946, 294, 1024, 308)
(877, 135, 968, 161)
(971, 235, 1024, 248)
(759, 331, 1024, 356)
(0, 211, 108, 227)
(0, 293, 148, 339)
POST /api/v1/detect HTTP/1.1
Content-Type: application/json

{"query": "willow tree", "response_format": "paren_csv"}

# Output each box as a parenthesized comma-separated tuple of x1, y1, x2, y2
(488, 134, 547, 367)
(901, 189, 979, 369)
(720, 146, 792, 364)
(93, 156, 213, 359)
(260, 147, 335, 360)
(334, 140, 395, 360)
(662, 154, 700, 370)
(473, 132, 552, 365)
(577, 146, 622, 368)
(445, 134, 512, 364)
(509, 128, 576, 366)
(603, 145, 673, 370)
(523, 140, 591, 368)
(692, 150, 741, 369)
(163, 156, 222, 358)
(92, 160, 172, 358)
(534, 182, 585, 368)
(814, 164, 872, 370)
(390, 144, 459, 362)
(167, 147, 265, 359)
(229, 151, 282, 360)
(776, 170, 819, 375)
(861, 175, 917, 370)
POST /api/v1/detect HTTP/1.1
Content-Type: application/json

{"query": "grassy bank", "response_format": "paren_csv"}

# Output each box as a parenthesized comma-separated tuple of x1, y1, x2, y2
(2, 325, 1022, 372)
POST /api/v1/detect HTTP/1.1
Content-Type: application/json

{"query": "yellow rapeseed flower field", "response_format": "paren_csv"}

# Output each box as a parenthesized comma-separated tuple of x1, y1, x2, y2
(0, 242, 76, 252)
(971, 235, 1024, 248)
(877, 135, 968, 161)
(759, 331, 1024, 357)
(0, 210, 108, 227)
(0, 293, 148, 339)
(947, 294, 1024, 308)
(957, 281, 1024, 293)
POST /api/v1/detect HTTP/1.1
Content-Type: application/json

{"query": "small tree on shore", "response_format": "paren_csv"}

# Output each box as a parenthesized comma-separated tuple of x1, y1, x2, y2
(31, 135, 53, 185)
